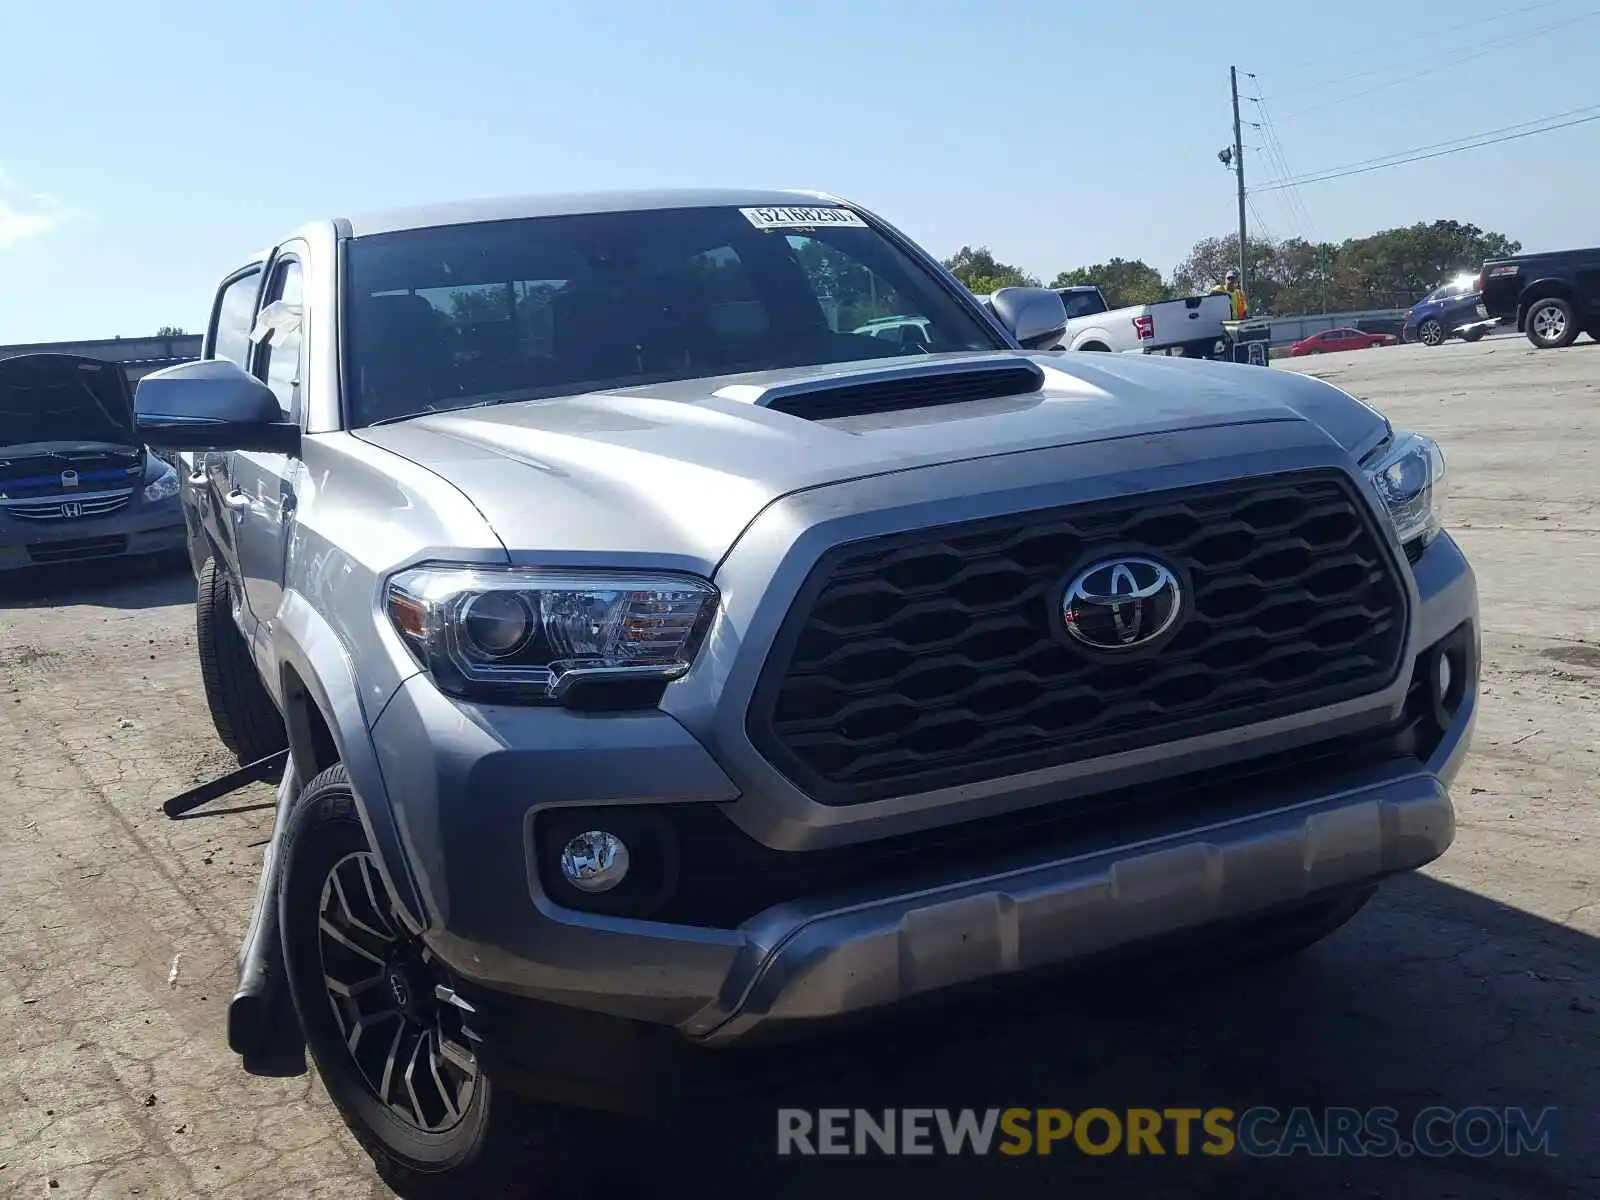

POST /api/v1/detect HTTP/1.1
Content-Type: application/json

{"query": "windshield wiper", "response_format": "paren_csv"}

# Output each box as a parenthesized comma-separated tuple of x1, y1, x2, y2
(365, 395, 532, 428)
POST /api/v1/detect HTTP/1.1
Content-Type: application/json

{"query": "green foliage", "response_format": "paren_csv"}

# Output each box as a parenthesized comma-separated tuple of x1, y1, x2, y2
(941, 246, 1039, 292)
(1049, 258, 1171, 307)
(791, 238, 900, 329)
(1171, 221, 1522, 316)
(941, 219, 1518, 317)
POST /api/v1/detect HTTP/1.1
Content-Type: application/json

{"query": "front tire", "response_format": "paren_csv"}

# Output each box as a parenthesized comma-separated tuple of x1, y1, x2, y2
(1418, 318, 1445, 346)
(279, 767, 581, 1197)
(1525, 297, 1579, 349)
(195, 557, 287, 764)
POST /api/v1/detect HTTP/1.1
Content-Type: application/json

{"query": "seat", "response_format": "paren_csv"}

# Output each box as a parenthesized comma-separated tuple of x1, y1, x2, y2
(549, 289, 642, 385)
(357, 294, 452, 421)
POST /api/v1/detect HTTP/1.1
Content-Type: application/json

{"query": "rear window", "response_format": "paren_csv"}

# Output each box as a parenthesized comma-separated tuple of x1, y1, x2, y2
(1425, 275, 1477, 302)
(1059, 290, 1108, 319)
(342, 205, 1002, 428)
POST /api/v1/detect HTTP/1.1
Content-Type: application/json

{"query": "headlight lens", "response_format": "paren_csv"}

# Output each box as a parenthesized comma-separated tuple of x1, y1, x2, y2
(142, 461, 180, 503)
(386, 565, 718, 702)
(1363, 430, 1446, 547)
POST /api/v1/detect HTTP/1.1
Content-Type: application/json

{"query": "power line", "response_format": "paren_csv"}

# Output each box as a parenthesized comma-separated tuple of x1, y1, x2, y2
(1268, 0, 1570, 95)
(1251, 116, 1307, 237)
(1275, 9, 1600, 119)
(1267, 0, 1567, 75)
(1253, 107, 1600, 191)
(1246, 76, 1318, 243)
(1245, 195, 1276, 244)
(1259, 104, 1600, 184)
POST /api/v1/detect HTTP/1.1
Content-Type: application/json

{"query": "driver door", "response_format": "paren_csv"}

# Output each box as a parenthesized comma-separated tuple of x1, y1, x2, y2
(188, 263, 265, 585)
(233, 247, 309, 673)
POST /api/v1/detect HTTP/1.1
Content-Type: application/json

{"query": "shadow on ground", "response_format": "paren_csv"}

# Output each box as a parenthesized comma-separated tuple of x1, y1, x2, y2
(0, 554, 193, 611)
(562, 873, 1599, 1200)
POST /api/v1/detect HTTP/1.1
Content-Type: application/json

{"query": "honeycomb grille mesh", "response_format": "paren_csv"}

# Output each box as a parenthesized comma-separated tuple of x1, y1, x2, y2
(746, 470, 1409, 805)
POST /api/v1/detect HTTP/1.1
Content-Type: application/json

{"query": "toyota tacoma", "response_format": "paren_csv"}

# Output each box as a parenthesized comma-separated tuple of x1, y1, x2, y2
(133, 189, 1477, 1196)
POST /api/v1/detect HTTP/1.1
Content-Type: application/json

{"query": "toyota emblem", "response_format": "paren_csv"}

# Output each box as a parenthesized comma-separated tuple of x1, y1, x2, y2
(1062, 556, 1183, 651)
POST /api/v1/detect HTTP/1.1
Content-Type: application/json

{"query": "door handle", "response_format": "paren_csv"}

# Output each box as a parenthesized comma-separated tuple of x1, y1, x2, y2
(222, 490, 252, 511)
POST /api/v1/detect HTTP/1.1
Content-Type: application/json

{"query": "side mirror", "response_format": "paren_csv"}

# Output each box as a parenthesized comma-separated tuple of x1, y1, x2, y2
(988, 287, 1069, 350)
(135, 359, 299, 454)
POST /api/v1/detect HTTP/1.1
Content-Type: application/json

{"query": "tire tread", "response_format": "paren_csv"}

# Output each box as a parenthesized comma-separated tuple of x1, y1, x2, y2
(196, 557, 287, 764)
(279, 766, 582, 1198)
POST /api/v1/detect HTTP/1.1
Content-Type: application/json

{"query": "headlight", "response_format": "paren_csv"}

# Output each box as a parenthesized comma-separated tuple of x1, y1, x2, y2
(1363, 430, 1446, 548)
(142, 461, 180, 503)
(385, 565, 718, 703)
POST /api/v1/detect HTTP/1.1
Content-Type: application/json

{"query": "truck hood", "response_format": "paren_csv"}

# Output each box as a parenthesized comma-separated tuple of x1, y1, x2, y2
(354, 351, 1388, 572)
(0, 353, 138, 451)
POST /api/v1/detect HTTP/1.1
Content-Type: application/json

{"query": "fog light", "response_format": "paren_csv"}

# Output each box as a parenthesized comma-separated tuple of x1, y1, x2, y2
(559, 831, 630, 894)
(1437, 653, 1453, 701)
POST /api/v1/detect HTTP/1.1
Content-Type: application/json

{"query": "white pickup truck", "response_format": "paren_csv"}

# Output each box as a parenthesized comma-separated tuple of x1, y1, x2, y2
(1050, 284, 1233, 357)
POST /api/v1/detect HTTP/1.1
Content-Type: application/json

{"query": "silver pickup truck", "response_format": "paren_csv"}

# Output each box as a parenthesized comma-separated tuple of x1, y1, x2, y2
(134, 189, 1476, 1197)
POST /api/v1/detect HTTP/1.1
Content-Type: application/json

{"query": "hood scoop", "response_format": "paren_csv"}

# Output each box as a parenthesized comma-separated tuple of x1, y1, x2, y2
(712, 357, 1044, 421)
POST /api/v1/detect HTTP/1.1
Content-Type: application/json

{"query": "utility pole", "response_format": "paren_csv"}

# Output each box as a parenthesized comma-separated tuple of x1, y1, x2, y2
(1230, 65, 1248, 303)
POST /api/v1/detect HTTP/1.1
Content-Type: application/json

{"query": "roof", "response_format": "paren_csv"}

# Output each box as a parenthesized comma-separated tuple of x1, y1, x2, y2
(343, 187, 845, 238)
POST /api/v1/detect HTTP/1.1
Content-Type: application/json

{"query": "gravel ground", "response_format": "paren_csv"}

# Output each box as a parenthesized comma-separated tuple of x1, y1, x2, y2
(1, 335, 1596, 1198)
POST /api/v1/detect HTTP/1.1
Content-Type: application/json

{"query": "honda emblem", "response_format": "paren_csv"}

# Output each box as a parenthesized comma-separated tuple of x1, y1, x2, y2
(60, 500, 83, 519)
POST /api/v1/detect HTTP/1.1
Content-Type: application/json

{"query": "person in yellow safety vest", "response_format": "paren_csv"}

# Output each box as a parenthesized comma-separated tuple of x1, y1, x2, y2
(1210, 268, 1248, 320)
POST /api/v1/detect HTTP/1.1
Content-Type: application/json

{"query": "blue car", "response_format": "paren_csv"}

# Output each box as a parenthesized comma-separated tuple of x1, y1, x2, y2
(1, 352, 188, 574)
(1403, 274, 1496, 347)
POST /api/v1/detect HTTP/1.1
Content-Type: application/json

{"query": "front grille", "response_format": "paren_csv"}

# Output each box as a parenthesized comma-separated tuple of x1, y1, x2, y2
(26, 535, 129, 564)
(0, 461, 141, 495)
(2, 489, 133, 522)
(747, 470, 1409, 805)
(541, 642, 1448, 930)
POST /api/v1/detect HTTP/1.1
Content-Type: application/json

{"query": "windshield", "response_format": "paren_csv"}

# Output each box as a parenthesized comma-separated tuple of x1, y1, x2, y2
(343, 205, 1005, 428)
(0, 356, 135, 449)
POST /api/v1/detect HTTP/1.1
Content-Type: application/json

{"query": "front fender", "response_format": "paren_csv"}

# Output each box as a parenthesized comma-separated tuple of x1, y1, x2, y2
(1516, 279, 1574, 329)
(274, 589, 428, 932)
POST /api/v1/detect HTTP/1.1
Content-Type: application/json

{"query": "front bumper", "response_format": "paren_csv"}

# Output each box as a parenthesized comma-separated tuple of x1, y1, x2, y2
(367, 524, 1478, 1054)
(688, 770, 1454, 1046)
(0, 498, 186, 572)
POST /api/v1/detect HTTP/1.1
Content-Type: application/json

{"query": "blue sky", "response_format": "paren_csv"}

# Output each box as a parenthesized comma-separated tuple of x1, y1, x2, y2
(1, 0, 1596, 342)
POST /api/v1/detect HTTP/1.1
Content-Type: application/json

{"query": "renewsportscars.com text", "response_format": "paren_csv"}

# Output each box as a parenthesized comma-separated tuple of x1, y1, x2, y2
(776, 1106, 1559, 1158)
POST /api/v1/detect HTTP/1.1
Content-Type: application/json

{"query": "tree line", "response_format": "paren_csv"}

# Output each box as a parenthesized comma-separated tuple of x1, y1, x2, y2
(942, 219, 1522, 316)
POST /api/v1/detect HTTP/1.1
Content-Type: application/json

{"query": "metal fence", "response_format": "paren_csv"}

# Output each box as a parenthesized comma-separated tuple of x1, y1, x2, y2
(1255, 309, 1410, 347)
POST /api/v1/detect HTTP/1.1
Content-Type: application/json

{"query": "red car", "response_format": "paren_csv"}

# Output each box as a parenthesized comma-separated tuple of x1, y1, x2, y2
(1289, 327, 1398, 355)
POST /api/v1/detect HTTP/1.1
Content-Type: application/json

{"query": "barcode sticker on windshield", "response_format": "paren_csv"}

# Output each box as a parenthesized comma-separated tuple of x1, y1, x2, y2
(740, 206, 868, 231)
